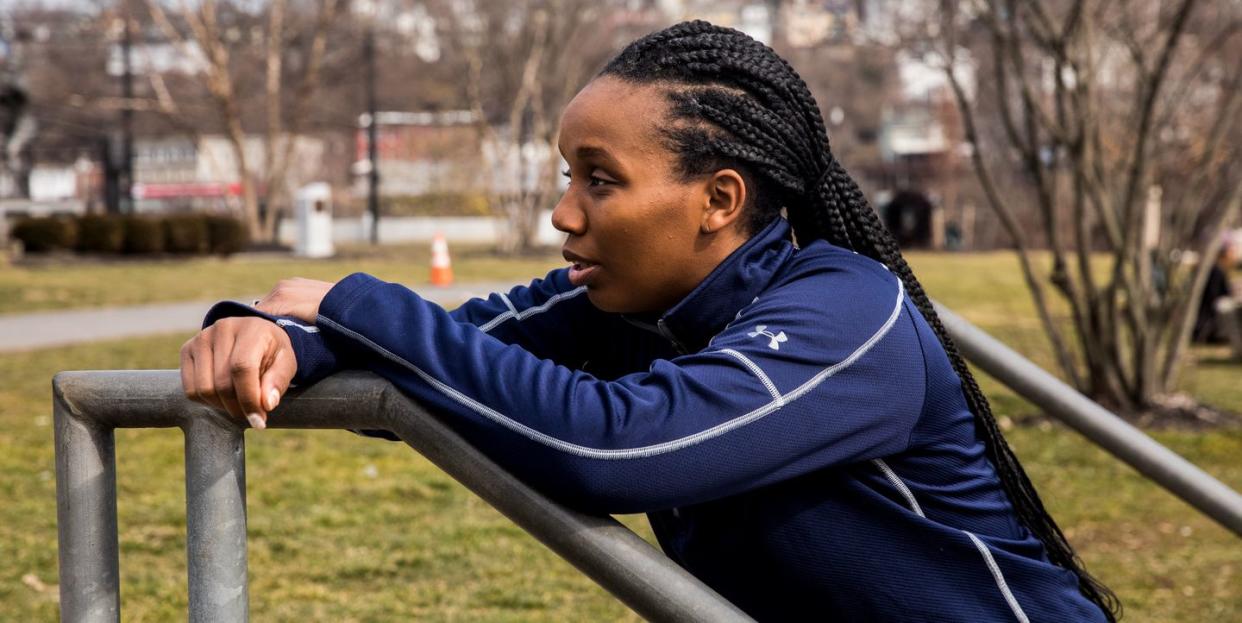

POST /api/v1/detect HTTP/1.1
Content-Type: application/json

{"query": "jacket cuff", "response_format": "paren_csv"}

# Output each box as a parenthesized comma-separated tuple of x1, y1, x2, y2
(201, 300, 343, 387)
(319, 272, 385, 323)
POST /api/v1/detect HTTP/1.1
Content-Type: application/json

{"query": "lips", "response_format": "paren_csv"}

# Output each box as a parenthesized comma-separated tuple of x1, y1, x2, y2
(563, 249, 601, 287)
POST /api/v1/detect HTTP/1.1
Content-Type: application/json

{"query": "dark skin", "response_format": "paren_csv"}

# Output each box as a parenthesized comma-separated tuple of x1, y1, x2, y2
(555, 76, 750, 312)
(179, 76, 752, 428)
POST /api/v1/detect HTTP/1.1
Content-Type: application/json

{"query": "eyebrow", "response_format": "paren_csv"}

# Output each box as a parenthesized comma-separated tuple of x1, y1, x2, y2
(574, 145, 622, 168)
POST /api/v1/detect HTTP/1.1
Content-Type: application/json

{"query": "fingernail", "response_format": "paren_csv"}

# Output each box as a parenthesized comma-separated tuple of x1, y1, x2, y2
(266, 388, 281, 411)
(246, 413, 266, 430)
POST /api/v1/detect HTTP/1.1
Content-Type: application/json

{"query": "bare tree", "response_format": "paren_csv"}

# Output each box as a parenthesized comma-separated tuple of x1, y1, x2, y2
(932, 0, 1242, 413)
(143, 0, 339, 240)
(447, 0, 650, 253)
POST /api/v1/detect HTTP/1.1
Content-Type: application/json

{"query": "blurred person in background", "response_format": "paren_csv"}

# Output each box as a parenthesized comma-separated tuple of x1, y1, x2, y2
(1194, 236, 1238, 344)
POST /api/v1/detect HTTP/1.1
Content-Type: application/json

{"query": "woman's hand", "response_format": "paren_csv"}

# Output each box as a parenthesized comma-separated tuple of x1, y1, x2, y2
(254, 278, 335, 323)
(180, 317, 297, 429)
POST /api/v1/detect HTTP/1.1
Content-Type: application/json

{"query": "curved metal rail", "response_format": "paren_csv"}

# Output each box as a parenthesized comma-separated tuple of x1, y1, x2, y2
(52, 305, 1242, 621)
(52, 370, 754, 623)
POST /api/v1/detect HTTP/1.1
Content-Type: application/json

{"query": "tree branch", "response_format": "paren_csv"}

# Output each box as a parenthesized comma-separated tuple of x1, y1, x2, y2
(264, 0, 338, 237)
(263, 0, 287, 209)
(939, 19, 1084, 388)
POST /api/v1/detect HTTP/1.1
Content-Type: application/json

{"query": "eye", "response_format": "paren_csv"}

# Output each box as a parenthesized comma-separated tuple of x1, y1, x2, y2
(563, 169, 614, 189)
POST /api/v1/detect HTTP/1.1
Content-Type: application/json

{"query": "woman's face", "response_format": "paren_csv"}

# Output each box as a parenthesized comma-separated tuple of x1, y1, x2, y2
(553, 77, 745, 314)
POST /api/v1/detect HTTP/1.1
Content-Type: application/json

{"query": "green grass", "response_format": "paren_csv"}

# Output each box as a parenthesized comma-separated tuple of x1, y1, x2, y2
(0, 333, 646, 621)
(906, 251, 1242, 419)
(0, 243, 564, 315)
(1, 250, 1239, 621)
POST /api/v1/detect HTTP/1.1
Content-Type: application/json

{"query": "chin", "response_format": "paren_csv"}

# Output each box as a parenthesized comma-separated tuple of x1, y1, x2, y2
(585, 288, 618, 312)
(586, 288, 635, 314)
(586, 288, 662, 315)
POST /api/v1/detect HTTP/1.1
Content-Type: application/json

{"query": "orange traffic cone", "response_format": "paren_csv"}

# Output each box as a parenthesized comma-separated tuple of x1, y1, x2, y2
(430, 233, 454, 286)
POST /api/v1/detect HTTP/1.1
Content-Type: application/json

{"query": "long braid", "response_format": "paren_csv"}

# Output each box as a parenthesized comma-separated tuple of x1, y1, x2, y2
(603, 21, 1121, 620)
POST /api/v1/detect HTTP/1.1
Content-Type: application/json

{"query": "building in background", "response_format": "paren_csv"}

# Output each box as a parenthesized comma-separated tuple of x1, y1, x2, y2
(2, 0, 994, 250)
(351, 110, 479, 201)
(133, 134, 324, 213)
(653, 1, 983, 250)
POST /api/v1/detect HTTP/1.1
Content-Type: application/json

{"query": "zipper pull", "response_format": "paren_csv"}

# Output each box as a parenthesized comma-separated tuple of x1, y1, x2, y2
(657, 318, 689, 355)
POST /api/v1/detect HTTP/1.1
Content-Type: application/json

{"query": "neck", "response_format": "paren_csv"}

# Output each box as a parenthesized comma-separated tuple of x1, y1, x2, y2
(689, 228, 748, 280)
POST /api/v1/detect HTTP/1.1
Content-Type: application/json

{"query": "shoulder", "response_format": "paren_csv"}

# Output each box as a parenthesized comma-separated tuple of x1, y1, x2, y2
(765, 240, 904, 320)
(711, 241, 908, 359)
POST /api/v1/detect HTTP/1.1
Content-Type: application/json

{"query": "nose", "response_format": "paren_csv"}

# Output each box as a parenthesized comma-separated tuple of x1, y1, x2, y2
(551, 191, 586, 236)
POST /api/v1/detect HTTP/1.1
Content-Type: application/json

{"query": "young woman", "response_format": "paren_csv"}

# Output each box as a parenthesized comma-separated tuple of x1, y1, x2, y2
(181, 21, 1119, 622)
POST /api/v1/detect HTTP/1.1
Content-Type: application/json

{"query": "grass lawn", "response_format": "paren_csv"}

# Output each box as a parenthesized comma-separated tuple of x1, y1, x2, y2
(0, 243, 565, 315)
(0, 334, 645, 621)
(0, 250, 1239, 621)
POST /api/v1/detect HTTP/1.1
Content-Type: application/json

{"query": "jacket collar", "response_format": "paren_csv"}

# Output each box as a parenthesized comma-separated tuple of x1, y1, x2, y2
(653, 217, 794, 353)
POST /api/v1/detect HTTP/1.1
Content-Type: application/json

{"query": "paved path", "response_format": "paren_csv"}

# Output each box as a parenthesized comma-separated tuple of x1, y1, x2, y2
(0, 281, 518, 352)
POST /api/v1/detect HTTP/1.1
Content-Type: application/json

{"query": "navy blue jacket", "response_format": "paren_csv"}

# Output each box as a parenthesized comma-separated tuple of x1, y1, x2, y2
(205, 218, 1106, 621)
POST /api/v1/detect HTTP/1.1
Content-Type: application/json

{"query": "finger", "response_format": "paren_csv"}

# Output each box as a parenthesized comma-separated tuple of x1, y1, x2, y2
(230, 327, 275, 429)
(180, 338, 198, 402)
(259, 338, 298, 415)
(210, 325, 247, 422)
(253, 280, 285, 313)
(256, 280, 292, 316)
(190, 335, 223, 411)
(253, 298, 277, 316)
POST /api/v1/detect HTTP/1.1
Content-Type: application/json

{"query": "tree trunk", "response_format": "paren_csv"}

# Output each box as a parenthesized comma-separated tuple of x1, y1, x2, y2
(932, 0, 1236, 416)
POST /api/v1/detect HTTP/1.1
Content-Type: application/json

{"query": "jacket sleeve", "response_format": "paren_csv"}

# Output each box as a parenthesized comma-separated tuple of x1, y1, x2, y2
(200, 269, 590, 384)
(201, 301, 344, 387)
(446, 268, 594, 364)
(315, 267, 927, 515)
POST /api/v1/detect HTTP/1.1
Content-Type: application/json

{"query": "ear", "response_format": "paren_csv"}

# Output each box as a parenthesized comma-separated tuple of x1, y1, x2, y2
(700, 169, 747, 234)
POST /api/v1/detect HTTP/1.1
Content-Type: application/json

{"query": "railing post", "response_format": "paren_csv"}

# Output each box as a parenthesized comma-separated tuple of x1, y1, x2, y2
(49, 370, 757, 622)
(184, 419, 249, 622)
(53, 386, 120, 622)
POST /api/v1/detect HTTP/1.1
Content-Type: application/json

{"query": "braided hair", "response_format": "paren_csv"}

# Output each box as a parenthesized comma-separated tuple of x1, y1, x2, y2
(601, 21, 1120, 621)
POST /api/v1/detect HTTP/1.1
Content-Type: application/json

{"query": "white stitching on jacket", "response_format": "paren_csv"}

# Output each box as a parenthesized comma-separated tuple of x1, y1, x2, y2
(318, 279, 905, 460)
(478, 286, 588, 333)
(276, 318, 319, 334)
(873, 453, 1032, 623)
(499, 292, 518, 314)
(872, 458, 924, 517)
(965, 531, 1031, 623)
(721, 348, 784, 404)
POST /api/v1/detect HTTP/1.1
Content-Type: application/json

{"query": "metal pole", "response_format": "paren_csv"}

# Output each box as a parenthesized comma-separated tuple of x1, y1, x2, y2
(377, 387, 756, 623)
(51, 370, 753, 622)
(100, 137, 120, 215)
(184, 419, 249, 622)
(53, 386, 120, 622)
(935, 302, 1242, 537)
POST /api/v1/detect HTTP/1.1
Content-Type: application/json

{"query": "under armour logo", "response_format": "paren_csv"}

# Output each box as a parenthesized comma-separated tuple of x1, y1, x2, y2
(748, 325, 788, 350)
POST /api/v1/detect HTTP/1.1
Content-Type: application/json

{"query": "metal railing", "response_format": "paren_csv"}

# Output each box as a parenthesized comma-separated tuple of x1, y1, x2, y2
(52, 308, 1242, 621)
(934, 303, 1242, 537)
(52, 370, 755, 623)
